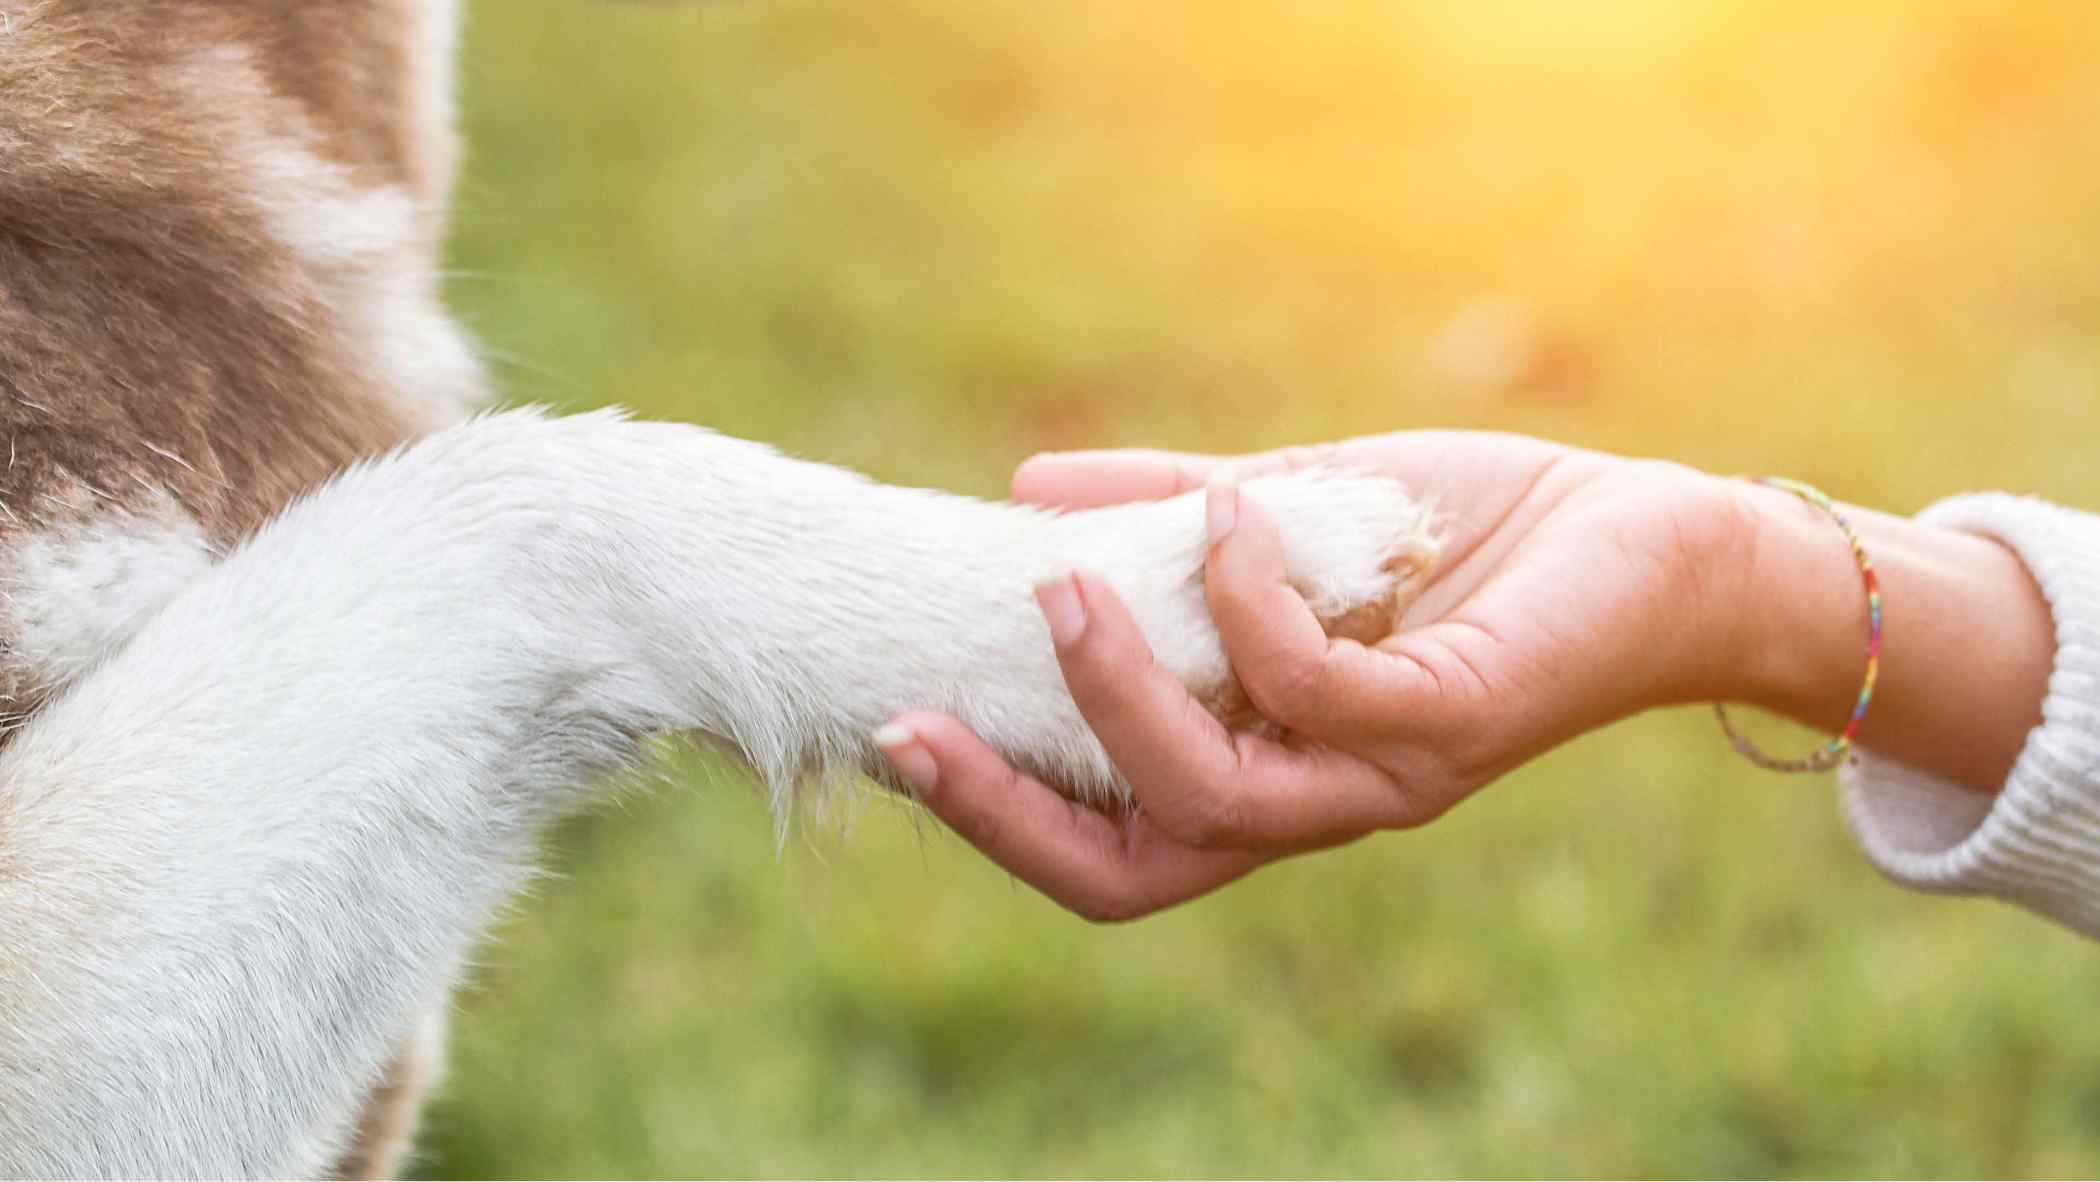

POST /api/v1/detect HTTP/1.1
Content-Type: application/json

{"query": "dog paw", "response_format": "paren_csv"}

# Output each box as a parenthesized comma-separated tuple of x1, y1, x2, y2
(1186, 470, 1440, 729)
(1060, 468, 1439, 736)
(887, 469, 1440, 808)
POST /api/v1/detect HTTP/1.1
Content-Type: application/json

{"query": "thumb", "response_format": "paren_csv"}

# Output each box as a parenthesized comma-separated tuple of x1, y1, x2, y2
(1203, 480, 1443, 745)
(1009, 444, 1331, 510)
(1010, 449, 1226, 509)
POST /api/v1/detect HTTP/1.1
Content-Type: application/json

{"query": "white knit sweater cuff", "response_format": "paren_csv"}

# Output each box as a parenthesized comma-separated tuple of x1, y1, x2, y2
(1841, 493, 2100, 936)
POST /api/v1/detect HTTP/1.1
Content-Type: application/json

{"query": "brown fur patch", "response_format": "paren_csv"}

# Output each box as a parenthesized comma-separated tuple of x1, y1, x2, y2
(0, 2, 450, 539)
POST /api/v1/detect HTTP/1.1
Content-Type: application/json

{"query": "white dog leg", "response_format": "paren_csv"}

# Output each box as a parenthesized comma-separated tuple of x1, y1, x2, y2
(0, 408, 1433, 1177)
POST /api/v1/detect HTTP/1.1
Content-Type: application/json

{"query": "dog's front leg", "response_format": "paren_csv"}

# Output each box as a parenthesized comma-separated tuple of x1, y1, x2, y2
(0, 409, 1430, 1178)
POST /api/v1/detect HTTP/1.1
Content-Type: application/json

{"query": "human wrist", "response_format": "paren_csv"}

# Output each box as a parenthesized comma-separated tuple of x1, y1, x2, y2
(1711, 477, 1877, 731)
(1718, 483, 2054, 791)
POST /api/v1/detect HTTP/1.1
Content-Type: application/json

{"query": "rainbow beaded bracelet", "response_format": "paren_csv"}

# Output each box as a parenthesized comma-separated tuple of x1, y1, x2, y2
(1713, 476, 1882, 774)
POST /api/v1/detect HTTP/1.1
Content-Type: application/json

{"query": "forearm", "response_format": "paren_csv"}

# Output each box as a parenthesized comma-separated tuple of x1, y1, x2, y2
(1723, 480, 2055, 794)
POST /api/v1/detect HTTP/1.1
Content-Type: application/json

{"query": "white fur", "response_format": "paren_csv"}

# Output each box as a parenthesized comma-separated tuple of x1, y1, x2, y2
(406, 0, 465, 208)
(245, 136, 481, 427)
(203, 40, 482, 428)
(1, 495, 216, 697)
(0, 409, 1432, 1176)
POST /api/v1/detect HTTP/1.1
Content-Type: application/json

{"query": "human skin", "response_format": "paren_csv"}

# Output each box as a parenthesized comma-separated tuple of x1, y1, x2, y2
(874, 432, 2058, 922)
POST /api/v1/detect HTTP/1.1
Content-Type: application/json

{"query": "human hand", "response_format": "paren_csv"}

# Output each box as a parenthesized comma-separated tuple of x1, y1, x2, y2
(875, 432, 1761, 920)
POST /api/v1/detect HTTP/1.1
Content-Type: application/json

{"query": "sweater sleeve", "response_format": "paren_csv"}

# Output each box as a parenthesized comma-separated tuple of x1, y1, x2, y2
(1841, 492, 2100, 936)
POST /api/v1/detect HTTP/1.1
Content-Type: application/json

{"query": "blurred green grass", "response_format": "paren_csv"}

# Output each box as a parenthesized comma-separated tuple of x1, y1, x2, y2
(423, 1, 2100, 1175)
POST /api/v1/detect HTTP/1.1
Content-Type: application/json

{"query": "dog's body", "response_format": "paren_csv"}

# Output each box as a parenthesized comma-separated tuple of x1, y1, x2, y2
(0, 4, 1434, 1176)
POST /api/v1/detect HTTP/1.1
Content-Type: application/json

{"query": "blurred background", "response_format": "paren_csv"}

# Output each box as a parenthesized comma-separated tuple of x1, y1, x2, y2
(423, 1, 2100, 1175)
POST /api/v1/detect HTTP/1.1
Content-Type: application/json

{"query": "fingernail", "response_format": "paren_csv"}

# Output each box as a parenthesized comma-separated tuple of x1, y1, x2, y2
(1206, 477, 1240, 546)
(1034, 573, 1087, 647)
(873, 722, 938, 795)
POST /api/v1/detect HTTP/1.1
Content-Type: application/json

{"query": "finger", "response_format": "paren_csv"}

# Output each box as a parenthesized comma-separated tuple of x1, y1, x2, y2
(1009, 443, 1346, 509)
(873, 712, 1269, 922)
(1205, 482, 1452, 744)
(1044, 570, 1434, 845)
(1010, 449, 1225, 509)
